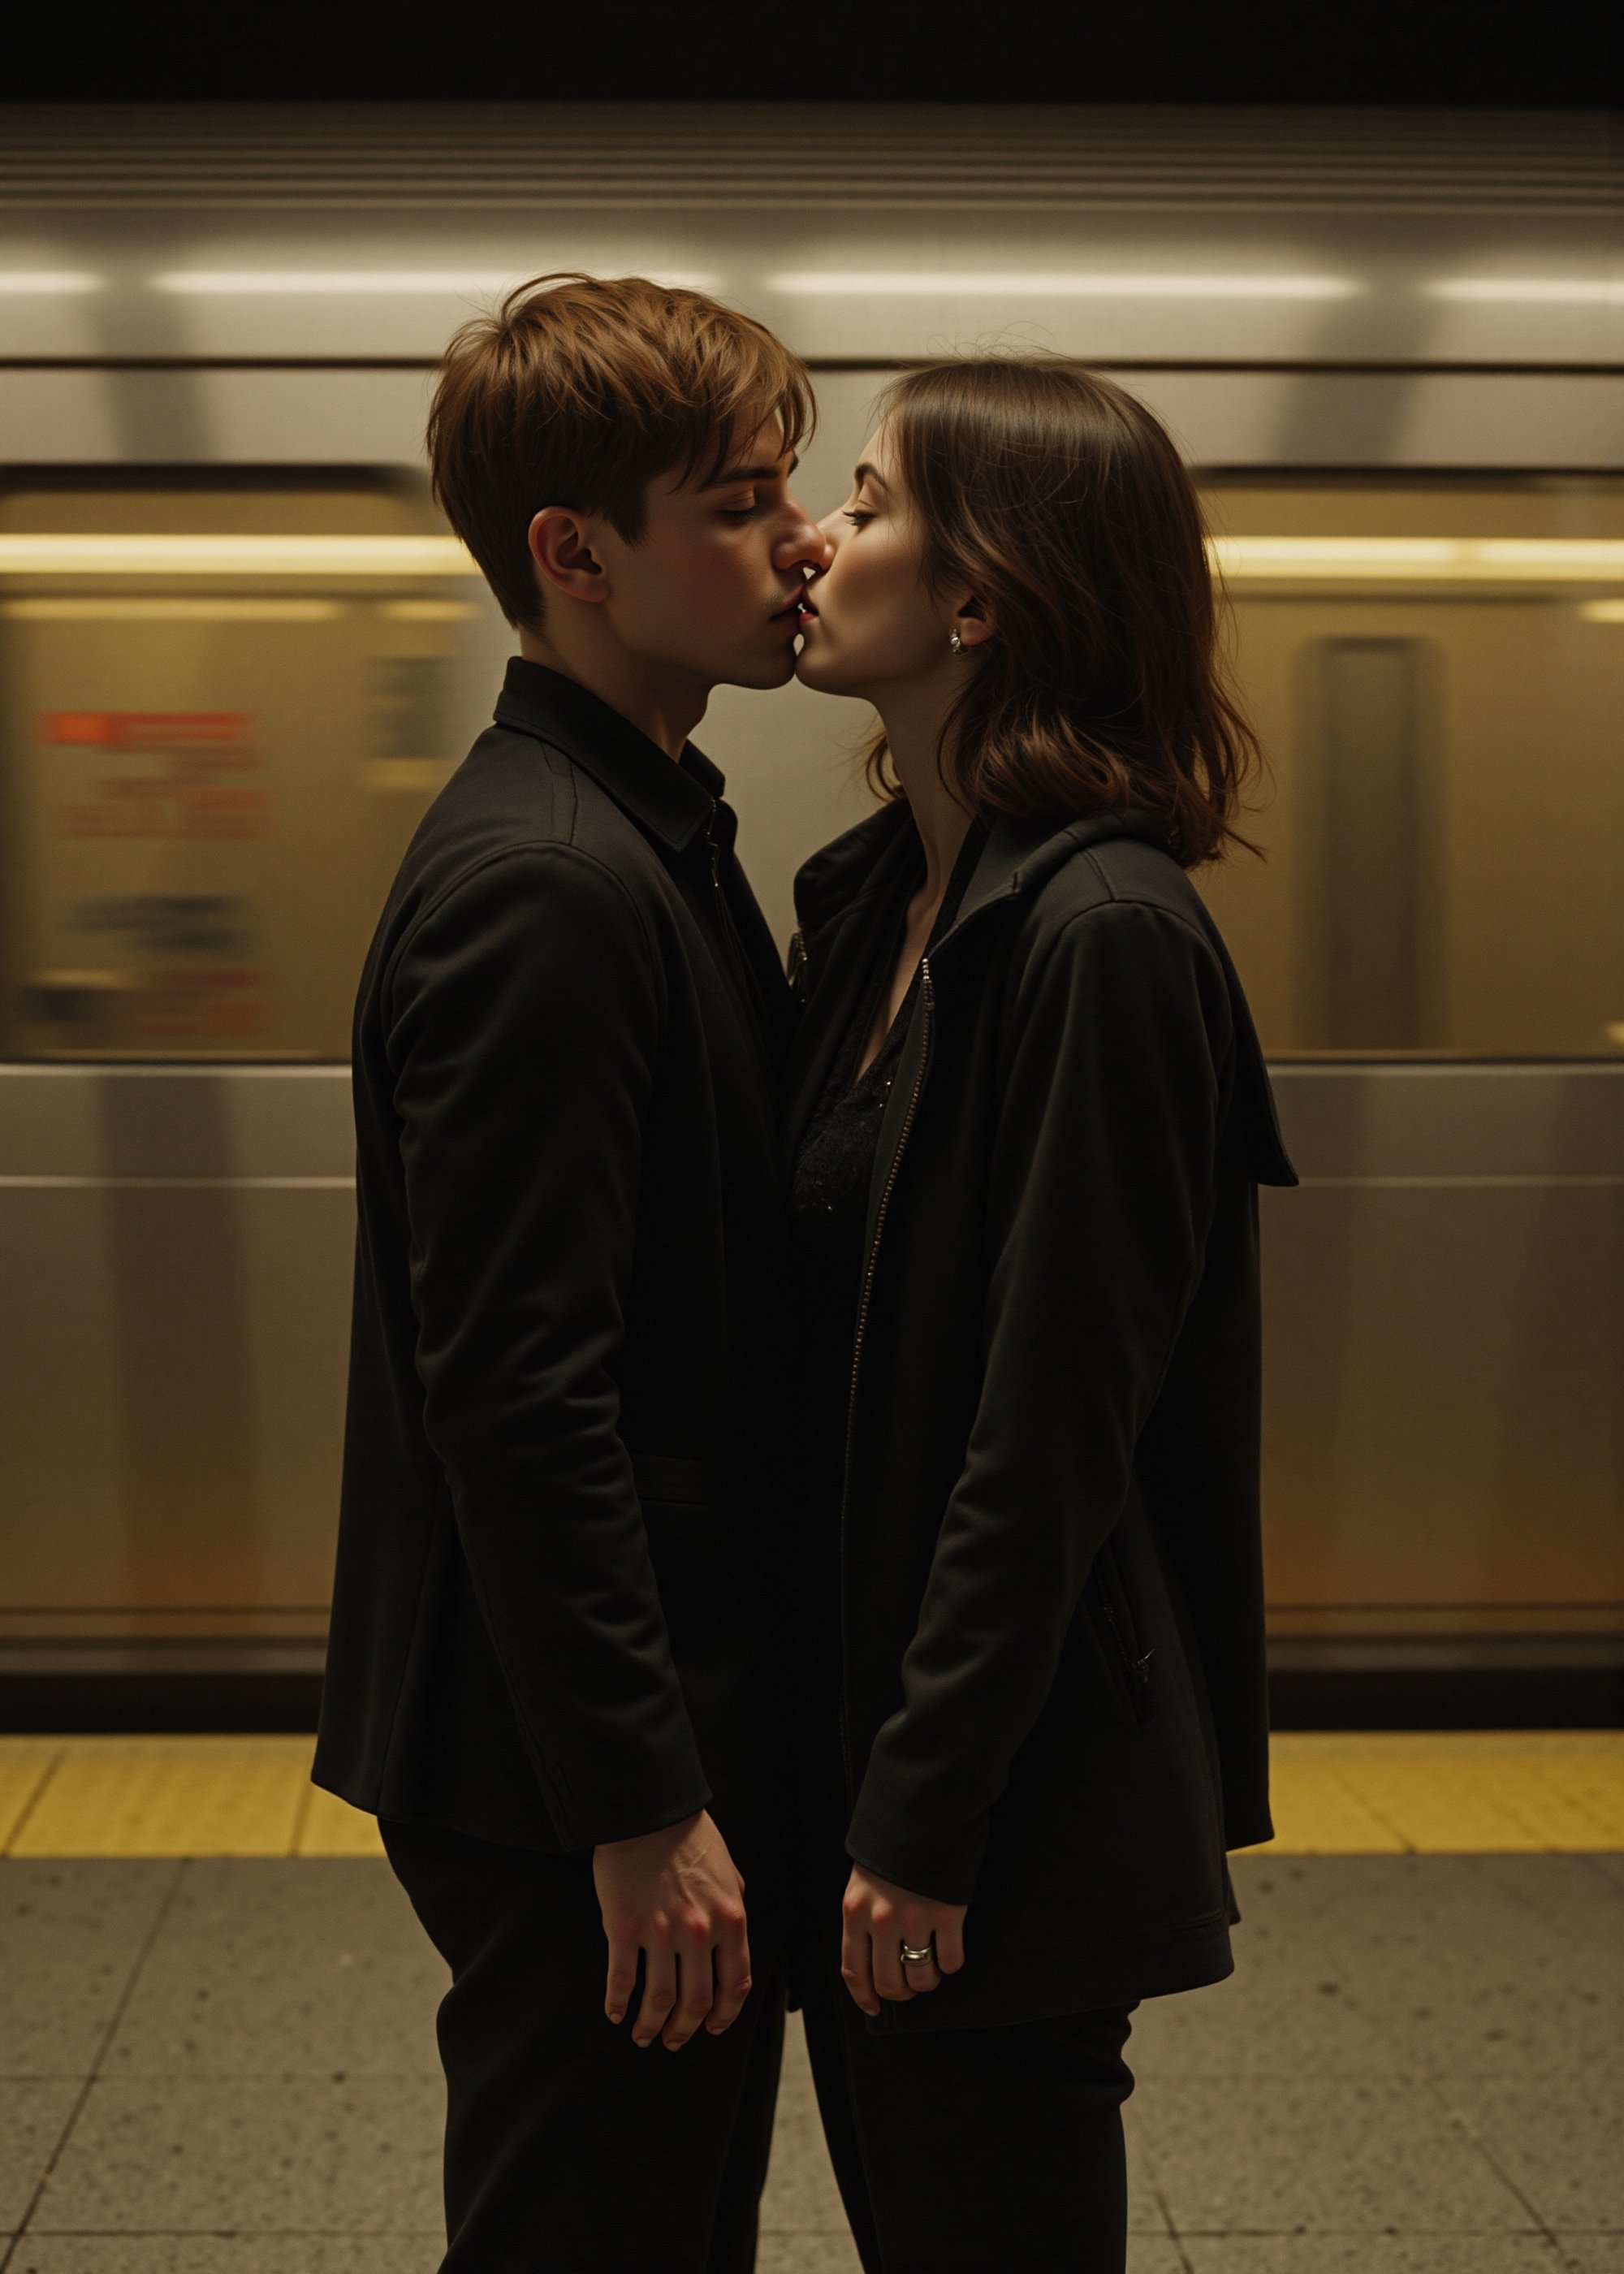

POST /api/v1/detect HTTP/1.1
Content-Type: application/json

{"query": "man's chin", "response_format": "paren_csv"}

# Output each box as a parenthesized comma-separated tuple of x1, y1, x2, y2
(719, 647, 799, 692)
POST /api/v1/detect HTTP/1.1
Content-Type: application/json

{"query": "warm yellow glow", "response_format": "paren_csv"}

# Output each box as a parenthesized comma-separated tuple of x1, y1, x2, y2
(155, 268, 718, 295)
(2, 598, 343, 620)
(767, 270, 1359, 299)
(365, 758, 453, 793)
(0, 270, 102, 294)
(1428, 278, 1624, 306)
(1579, 599, 1624, 623)
(1210, 536, 1624, 582)
(382, 599, 478, 621)
(0, 534, 478, 577)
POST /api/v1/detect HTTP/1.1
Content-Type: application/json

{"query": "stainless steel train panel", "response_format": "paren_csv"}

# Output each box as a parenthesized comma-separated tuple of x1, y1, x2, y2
(0, 106, 1618, 367)
(1263, 1064, 1624, 1659)
(0, 1065, 352, 1655)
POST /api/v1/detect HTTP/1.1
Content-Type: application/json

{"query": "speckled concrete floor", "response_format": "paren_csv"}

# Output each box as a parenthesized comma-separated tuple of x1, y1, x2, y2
(1, 1853, 1619, 2272)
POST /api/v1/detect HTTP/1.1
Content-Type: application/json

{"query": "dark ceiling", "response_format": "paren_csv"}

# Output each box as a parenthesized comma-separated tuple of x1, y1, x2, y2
(4, 0, 1620, 106)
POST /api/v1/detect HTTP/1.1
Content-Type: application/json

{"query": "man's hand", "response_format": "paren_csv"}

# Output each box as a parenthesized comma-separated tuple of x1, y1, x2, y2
(840, 1863, 967, 2016)
(592, 1809, 751, 2050)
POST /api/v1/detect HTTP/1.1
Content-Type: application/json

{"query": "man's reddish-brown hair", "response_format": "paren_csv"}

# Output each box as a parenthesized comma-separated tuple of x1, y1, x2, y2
(427, 271, 814, 630)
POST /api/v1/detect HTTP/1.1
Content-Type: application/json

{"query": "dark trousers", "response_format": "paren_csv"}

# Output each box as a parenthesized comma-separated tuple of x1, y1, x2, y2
(381, 1817, 784, 2274)
(799, 1959, 1136, 2274)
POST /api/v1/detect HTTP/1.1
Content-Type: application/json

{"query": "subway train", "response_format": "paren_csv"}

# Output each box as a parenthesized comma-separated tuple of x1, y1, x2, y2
(1, 103, 1619, 1725)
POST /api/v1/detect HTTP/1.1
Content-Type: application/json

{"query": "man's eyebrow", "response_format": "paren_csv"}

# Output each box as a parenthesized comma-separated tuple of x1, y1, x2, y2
(706, 454, 800, 487)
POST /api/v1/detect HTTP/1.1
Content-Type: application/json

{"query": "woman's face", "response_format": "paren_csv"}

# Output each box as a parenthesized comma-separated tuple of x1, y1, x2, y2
(794, 423, 952, 698)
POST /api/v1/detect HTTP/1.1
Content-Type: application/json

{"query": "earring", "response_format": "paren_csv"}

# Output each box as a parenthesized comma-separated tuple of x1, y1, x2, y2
(948, 630, 965, 654)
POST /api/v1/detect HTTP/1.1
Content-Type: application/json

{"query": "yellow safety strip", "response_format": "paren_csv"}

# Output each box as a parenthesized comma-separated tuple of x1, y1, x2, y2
(0, 1731, 1619, 1860)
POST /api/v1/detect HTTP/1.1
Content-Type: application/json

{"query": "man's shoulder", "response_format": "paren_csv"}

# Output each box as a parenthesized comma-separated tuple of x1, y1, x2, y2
(397, 724, 665, 906)
(414, 720, 633, 863)
(360, 727, 665, 1009)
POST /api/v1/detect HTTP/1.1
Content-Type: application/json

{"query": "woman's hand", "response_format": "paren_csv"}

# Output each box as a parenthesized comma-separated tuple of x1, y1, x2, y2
(840, 1863, 967, 2014)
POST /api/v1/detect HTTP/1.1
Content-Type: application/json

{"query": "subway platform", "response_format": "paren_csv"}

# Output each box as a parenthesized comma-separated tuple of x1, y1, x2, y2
(1, 1733, 1620, 2273)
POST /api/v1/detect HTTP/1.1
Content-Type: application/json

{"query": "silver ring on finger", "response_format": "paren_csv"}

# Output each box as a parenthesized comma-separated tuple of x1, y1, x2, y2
(900, 1941, 935, 1966)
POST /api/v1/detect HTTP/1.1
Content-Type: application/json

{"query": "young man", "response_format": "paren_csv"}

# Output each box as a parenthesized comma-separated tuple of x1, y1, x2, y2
(313, 273, 829, 2272)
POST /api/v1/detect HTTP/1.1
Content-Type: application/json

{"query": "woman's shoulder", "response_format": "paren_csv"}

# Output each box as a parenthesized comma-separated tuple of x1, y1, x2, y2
(1021, 826, 1221, 966)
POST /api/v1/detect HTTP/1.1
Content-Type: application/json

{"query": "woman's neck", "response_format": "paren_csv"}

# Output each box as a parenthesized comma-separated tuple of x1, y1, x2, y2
(873, 677, 975, 909)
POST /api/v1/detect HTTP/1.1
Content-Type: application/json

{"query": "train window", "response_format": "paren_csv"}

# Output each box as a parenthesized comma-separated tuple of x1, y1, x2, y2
(0, 475, 482, 1060)
(1197, 478, 1624, 1058)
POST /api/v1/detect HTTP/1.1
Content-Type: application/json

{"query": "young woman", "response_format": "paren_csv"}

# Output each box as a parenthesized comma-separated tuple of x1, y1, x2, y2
(784, 361, 1297, 2274)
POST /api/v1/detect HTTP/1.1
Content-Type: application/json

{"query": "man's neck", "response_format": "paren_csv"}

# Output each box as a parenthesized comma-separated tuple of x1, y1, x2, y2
(517, 627, 709, 763)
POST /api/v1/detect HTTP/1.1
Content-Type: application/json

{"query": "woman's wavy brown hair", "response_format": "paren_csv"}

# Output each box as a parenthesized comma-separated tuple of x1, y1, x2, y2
(866, 360, 1259, 867)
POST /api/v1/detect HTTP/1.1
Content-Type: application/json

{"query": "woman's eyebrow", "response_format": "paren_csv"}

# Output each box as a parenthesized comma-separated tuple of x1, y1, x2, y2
(853, 462, 888, 491)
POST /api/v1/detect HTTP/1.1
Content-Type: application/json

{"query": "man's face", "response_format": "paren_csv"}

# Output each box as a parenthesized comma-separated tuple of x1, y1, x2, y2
(589, 421, 831, 690)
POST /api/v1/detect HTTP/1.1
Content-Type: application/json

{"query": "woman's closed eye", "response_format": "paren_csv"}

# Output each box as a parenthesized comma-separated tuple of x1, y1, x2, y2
(842, 508, 875, 527)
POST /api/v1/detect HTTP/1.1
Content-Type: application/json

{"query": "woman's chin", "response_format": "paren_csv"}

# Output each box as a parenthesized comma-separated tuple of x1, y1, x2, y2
(795, 633, 853, 694)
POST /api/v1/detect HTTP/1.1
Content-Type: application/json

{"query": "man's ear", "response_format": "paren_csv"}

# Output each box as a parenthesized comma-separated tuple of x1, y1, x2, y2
(529, 507, 611, 603)
(951, 592, 996, 650)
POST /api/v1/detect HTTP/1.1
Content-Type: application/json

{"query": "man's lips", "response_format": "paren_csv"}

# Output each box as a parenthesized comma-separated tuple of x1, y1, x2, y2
(770, 594, 818, 625)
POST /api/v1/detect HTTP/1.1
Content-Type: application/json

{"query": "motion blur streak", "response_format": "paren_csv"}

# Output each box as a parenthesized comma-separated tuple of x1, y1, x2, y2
(0, 270, 101, 292)
(154, 269, 720, 294)
(1211, 536, 1624, 579)
(0, 534, 477, 574)
(1428, 277, 1624, 304)
(766, 270, 1360, 297)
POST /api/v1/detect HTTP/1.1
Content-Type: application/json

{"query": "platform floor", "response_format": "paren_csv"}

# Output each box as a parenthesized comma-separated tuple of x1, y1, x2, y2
(1, 1736, 1621, 2272)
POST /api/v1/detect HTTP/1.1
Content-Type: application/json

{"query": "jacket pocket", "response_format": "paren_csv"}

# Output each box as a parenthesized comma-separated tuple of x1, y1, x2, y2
(1090, 1538, 1156, 1725)
(630, 1453, 718, 1508)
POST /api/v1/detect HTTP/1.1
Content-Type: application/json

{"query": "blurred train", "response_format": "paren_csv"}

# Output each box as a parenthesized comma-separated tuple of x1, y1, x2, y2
(1, 103, 1620, 1724)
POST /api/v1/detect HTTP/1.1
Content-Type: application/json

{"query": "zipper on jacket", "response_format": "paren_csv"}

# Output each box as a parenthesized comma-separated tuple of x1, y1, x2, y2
(1096, 1543, 1155, 1723)
(836, 954, 935, 1803)
(787, 927, 808, 997)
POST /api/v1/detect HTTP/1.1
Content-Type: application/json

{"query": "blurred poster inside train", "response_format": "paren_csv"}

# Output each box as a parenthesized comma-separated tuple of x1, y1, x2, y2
(0, 479, 477, 1057)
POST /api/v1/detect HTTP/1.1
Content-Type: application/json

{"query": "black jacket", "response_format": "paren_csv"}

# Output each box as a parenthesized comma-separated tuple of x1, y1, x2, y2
(314, 660, 793, 1870)
(786, 802, 1297, 2030)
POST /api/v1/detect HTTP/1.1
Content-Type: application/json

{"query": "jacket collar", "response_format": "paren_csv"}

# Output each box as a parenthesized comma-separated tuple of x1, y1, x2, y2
(946, 807, 1169, 944)
(793, 798, 1168, 950)
(493, 657, 722, 854)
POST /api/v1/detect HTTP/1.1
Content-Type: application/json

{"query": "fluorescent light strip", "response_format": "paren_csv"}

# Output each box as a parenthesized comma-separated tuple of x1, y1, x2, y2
(766, 270, 1360, 300)
(3, 598, 343, 620)
(0, 534, 477, 575)
(0, 271, 102, 295)
(1427, 278, 1624, 306)
(1579, 599, 1624, 623)
(1210, 536, 1624, 581)
(155, 268, 718, 295)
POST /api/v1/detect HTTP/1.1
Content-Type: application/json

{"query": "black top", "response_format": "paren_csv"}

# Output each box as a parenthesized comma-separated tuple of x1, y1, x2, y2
(314, 658, 796, 1872)
(789, 824, 987, 1675)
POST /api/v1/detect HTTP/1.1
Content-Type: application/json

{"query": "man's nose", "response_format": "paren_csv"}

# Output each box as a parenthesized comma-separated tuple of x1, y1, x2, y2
(775, 503, 835, 573)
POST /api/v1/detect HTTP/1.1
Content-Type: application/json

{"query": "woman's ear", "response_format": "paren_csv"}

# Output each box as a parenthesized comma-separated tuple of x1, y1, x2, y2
(951, 593, 996, 650)
(529, 507, 610, 603)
